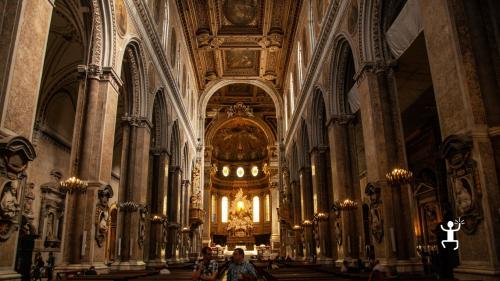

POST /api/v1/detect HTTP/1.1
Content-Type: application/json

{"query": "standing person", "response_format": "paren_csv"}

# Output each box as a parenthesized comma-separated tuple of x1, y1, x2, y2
(227, 248, 257, 281)
(192, 247, 218, 281)
(33, 252, 45, 281)
(46, 252, 55, 281)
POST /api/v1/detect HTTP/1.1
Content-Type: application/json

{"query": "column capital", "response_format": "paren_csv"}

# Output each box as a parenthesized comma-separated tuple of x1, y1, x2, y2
(77, 65, 123, 92)
(353, 61, 396, 85)
(326, 114, 355, 127)
(310, 144, 329, 154)
(150, 147, 169, 156)
(121, 115, 152, 129)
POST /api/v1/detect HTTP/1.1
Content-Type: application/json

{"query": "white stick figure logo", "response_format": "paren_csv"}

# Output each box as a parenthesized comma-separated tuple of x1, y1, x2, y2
(440, 218, 464, 250)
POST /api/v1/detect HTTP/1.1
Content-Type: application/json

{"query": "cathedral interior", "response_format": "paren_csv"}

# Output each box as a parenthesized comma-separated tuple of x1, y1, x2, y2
(0, 0, 499, 280)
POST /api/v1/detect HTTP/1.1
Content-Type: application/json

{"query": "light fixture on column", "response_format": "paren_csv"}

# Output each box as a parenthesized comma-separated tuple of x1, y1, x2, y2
(59, 176, 88, 193)
(386, 168, 413, 185)
(181, 226, 191, 233)
(118, 201, 140, 212)
(292, 224, 303, 231)
(315, 212, 329, 221)
(338, 198, 358, 211)
(302, 219, 313, 226)
(150, 214, 167, 223)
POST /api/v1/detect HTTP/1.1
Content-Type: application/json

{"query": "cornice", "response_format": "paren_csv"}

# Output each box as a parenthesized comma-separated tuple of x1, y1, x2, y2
(126, 0, 196, 148)
(284, 0, 347, 153)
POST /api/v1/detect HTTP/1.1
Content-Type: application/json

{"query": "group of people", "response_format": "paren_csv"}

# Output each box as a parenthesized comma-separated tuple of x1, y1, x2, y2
(31, 252, 55, 281)
(192, 247, 257, 281)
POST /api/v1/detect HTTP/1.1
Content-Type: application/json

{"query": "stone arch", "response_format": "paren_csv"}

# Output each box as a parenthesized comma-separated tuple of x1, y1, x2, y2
(170, 120, 181, 167)
(151, 89, 169, 150)
(298, 119, 311, 169)
(309, 88, 328, 148)
(91, 0, 117, 67)
(358, 0, 384, 63)
(199, 80, 283, 120)
(121, 39, 148, 117)
(330, 35, 358, 115)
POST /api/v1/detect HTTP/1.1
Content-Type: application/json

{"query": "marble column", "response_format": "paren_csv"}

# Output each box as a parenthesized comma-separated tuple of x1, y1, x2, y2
(310, 145, 332, 259)
(167, 166, 182, 262)
(420, 1, 500, 279)
(59, 67, 122, 272)
(356, 66, 419, 272)
(290, 180, 303, 258)
(113, 118, 151, 270)
(299, 167, 314, 257)
(270, 187, 280, 250)
(327, 116, 359, 262)
(0, 0, 53, 139)
(147, 150, 169, 266)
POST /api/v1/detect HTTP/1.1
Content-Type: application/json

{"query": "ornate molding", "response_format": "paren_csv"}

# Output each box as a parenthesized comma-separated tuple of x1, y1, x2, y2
(127, 0, 196, 147)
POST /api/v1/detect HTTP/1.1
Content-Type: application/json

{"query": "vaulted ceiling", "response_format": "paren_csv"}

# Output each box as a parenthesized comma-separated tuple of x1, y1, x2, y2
(176, 0, 303, 91)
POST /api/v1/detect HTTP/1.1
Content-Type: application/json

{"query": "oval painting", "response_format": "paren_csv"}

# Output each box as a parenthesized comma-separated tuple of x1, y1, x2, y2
(223, 0, 258, 26)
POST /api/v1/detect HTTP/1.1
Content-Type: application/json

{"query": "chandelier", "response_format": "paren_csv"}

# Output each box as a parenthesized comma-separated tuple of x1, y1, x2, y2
(386, 168, 413, 185)
(315, 212, 329, 221)
(338, 198, 358, 211)
(59, 176, 87, 193)
(150, 214, 167, 223)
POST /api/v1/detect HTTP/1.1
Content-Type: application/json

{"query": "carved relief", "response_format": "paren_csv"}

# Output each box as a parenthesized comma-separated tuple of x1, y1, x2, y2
(440, 135, 483, 234)
(226, 102, 254, 118)
(0, 136, 36, 241)
(190, 160, 202, 209)
(348, 0, 358, 35)
(21, 182, 36, 237)
(365, 183, 383, 243)
(95, 185, 113, 247)
(138, 205, 149, 248)
(39, 170, 66, 248)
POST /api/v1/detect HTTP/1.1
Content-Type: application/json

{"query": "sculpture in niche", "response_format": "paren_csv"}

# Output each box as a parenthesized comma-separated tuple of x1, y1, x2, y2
(138, 205, 148, 248)
(190, 160, 202, 209)
(95, 185, 113, 247)
(223, 0, 258, 26)
(20, 182, 36, 236)
(227, 189, 254, 238)
(40, 170, 65, 248)
(440, 134, 483, 234)
(365, 183, 383, 243)
(0, 136, 36, 241)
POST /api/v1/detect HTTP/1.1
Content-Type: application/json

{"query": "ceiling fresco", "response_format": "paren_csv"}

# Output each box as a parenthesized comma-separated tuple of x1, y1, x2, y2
(176, 0, 302, 90)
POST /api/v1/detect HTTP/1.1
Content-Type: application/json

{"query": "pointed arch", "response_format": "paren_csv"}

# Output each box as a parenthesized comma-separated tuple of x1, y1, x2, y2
(310, 89, 328, 148)
(170, 120, 181, 167)
(151, 89, 169, 150)
(121, 39, 148, 117)
(330, 36, 357, 115)
(298, 119, 311, 169)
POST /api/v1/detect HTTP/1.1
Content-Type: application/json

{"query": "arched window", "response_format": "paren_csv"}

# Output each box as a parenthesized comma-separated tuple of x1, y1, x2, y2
(308, 0, 315, 48)
(170, 28, 177, 66)
(297, 42, 304, 87)
(253, 196, 260, 223)
(221, 196, 228, 223)
(284, 94, 289, 129)
(162, 1, 169, 50)
(265, 194, 270, 222)
(289, 72, 295, 112)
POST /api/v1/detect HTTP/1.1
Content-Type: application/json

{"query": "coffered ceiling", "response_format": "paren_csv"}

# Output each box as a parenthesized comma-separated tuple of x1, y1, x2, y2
(176, 0, 302, 91)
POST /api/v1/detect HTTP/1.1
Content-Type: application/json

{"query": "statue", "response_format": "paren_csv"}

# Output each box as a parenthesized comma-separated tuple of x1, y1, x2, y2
(190, 160, 202, 209)
(0, 181, 20, 220)
(226, 189, 254, 237)
(365, 183, 384, 243)
(95, 185, 113, 247)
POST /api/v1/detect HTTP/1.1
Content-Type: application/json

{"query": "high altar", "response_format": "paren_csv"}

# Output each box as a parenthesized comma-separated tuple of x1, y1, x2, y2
(226, 189, 255, 250)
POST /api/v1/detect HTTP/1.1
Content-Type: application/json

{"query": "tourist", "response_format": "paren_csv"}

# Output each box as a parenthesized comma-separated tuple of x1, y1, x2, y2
(32, 252, 45, 281)
(368, 260, 384, 281)
(341, 260, 349, 273)
(85, 266, 97, 275)
(192, 246, 218, 281)
(160, 265, 171, 275)
(47, 252, 55, 281)
(227, 248, 257, 281)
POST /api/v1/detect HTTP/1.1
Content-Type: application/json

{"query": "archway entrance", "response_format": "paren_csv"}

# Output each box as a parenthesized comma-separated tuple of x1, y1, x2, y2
(204, 84, 279, 258)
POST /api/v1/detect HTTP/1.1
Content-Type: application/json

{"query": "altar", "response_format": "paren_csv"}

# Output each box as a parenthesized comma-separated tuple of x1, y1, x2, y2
(226, 189, 256, 250)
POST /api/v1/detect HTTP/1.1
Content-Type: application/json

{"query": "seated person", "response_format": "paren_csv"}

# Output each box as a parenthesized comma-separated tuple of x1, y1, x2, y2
(368, 260, 385, 281)
(227, 248, 257, 281)
(85, 266, 97, 275)
(160, 265, 171, 275)
(192, 247, 218, 281)
(341, 260, 349, 273)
